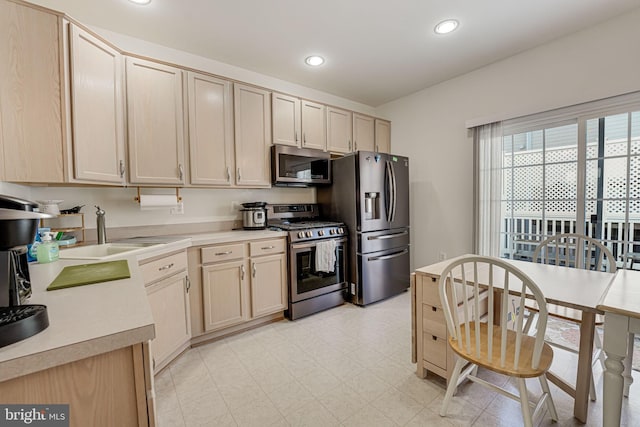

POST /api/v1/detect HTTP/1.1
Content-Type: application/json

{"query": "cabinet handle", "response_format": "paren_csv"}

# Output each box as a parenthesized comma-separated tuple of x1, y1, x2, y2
(226, 166, 231, 182)
(178, 163, 184, 180)
(354, 141, 358, 151)
(119, 160, 125, 178)
(376, 144, 379, 152)
(348, 140, 352, 151)
(432, 336, 438, 341)
(261, 245, 275, 250)
(432, 306, 437, 312)
(241, 264, 245, 280)
(215, 251, 232, 256)
(295, 131, 298, 142)
(431, 277, 436, 282)
(252, 262, 256, 278)
(303, 133, 306, 145)
(158, 263, 174, 271)
(185, 276, 191, 293)
(237, 168, 241, 181)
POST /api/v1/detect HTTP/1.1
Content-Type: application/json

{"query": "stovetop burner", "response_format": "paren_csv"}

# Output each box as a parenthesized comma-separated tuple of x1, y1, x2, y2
(266, 204, 346, 242)
(268, 220, 343, 231)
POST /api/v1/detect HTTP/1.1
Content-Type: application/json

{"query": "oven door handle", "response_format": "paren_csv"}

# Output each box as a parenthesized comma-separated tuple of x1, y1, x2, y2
(291, 238, 347, 250)
(367, 231, 408, 240)
(367, 249, 408, 262)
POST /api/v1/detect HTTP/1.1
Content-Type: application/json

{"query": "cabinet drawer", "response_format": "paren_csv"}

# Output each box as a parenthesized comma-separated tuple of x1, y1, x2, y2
(140, 251, 188, 285)
(422, 304, 447, 338)
(423, 332, 447, 370)
(249, 239, 285, 257)
(202, 243, 245, 264)
(421, 275, 441, 307)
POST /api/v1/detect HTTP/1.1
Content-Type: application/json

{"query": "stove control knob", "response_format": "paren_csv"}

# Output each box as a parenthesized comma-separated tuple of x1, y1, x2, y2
(318, 230, 325, 236)
(338, 228, 344, 234)
(298, 231, 305, 238)
(306, 231, 313, 238)
(329, 229, 336, 235)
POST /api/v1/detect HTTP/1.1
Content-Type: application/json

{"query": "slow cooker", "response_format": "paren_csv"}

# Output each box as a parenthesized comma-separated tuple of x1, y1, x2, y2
(241, 202, 267, 230)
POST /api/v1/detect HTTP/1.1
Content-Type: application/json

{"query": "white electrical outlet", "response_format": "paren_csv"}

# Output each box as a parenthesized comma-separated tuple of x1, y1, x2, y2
(439, 252, 447, 261)
(170, 202, 184, 215)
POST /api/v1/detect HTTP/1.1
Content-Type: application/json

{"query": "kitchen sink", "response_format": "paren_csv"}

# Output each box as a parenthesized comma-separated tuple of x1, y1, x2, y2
(58, 242, 161, 260)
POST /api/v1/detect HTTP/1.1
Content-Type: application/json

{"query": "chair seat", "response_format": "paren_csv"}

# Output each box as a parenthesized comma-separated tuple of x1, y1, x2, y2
(525, 302, 604, 325)
(449, 322, 554, 378)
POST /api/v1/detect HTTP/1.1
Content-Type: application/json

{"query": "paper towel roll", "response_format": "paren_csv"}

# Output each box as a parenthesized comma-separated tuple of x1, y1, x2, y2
(139, 195, 179, 210)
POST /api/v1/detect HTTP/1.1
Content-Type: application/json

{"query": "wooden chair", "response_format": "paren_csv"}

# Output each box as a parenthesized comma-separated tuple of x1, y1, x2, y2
(524, 233, 617, 401)
(439, 256, 558, 427)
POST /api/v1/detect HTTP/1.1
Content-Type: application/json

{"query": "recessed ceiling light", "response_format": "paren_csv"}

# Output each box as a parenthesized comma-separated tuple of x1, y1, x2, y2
(129, 0, 151, 5)
(434, 19, 458, 35)
(305, 56, 325, 66)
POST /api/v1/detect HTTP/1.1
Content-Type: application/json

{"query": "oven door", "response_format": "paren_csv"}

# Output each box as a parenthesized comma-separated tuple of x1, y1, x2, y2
(289, 237, 347, 302)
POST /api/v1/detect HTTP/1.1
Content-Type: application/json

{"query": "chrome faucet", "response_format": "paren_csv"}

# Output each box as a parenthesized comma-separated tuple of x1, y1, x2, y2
(95, 206, 107, 244)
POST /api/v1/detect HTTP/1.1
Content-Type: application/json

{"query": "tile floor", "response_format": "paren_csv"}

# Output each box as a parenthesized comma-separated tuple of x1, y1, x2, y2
(155, 292, 640, 426)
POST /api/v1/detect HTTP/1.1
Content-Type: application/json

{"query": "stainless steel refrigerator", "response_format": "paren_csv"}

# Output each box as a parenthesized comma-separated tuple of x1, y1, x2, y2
(318, 151, 410, 306)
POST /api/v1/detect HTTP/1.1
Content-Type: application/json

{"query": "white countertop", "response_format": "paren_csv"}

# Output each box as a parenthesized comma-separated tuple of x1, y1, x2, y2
(0, 229, 288, 382)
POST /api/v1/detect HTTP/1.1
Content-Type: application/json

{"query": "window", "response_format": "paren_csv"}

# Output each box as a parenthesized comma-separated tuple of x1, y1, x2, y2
(476, 93, 640, 270)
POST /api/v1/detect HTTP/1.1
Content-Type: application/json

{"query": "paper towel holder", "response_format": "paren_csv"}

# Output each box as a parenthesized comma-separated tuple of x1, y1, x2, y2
(134, 187, 182, 204)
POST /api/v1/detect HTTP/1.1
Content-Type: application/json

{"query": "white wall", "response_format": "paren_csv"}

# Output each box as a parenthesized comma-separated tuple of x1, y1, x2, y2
(377, 9, 640, 269)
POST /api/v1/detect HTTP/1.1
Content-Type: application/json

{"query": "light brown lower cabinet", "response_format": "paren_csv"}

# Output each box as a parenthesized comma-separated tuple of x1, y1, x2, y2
(0, 343, 155, 427)
(189, 237, 287, 339)
(140, 250, 191, 372)
(412, 271, 488, 383)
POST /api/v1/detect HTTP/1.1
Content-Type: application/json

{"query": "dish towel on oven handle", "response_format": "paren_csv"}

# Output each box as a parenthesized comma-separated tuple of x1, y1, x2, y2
(315, 239, 337, 273)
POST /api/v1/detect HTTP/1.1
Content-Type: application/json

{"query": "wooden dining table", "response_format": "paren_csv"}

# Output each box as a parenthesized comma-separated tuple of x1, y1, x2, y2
(597, 269, 640, 427)
(414, 255, 616, 423)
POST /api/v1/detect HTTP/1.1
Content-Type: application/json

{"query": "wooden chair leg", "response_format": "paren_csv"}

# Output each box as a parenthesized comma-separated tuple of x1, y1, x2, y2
(539, 374, 558, 421)
(440, 358, 466, 417)
(594, 328, 606, 369)
(517, 378, 534, 427)
(589, 371, 597, 401)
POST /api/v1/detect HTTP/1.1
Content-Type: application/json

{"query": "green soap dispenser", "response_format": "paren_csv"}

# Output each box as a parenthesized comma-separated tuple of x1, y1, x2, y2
(37, 232, 60, 263)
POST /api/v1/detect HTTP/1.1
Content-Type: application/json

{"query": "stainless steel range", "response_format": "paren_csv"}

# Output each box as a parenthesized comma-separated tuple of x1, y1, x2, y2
(267, 204, 348, 320)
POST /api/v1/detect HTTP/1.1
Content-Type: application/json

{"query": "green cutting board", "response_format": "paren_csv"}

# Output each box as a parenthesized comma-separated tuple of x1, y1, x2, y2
(47, 260, 131, 291)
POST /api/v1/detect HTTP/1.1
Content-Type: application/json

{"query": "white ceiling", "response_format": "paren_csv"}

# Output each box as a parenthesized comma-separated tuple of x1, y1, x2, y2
(27, 0, 640, 107)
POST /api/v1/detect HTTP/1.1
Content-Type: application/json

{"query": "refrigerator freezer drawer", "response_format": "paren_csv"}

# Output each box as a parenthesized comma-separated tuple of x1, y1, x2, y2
(359, 228, 410, 254)
(357, 246, 410, 306)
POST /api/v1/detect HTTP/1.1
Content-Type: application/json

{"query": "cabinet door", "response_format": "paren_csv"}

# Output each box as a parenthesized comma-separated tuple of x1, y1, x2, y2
(146, 272, 191, 369)
(301, 100, 326, 151)
(234, 84, 271, 187)
(126, 57, 185, 185)
(187, 72, 234, 186)
(375, 119, 391, 153)
(353, 113, 375, 152)
(272, 92, 300, 147)
(326, 107, 352, 154)
(250, 253, 287, 318)
(0, 2, 64, 183)
(69, 25, 125, 184)
(202, 260, 249, 331)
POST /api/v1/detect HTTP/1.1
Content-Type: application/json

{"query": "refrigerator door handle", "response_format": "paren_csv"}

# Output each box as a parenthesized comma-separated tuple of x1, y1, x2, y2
(367, 248, 409, 262)
(390, 161, 397, 222)
(367, 231, 409, 240)
(385, 160, 393, 223)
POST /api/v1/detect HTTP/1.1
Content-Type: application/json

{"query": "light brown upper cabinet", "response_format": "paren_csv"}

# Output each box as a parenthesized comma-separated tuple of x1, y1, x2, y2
(326, 107, 353, 154)
(67, 24, 126, 184)
(272, 92, 300, 147)
(272, 92, 326, 151)
(126, 57, 185, 185)
(0, 1, 64, 183)
(234, 84, 271, 187)
(375, 119, 391, 154)
(353, 113, 375, 152)
(186, 72, 234, 186)
(300, 100, 326, 151)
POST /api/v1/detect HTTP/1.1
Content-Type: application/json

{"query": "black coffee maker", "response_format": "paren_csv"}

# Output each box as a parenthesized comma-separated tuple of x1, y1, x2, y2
(0, 195, 51, 347)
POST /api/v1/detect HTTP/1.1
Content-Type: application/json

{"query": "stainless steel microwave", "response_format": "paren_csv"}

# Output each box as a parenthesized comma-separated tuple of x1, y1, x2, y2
(271, 145, 331, 187)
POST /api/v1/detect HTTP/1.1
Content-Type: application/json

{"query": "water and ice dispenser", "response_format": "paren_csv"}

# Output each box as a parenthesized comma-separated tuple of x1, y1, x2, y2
(364, 192, 380, 220)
